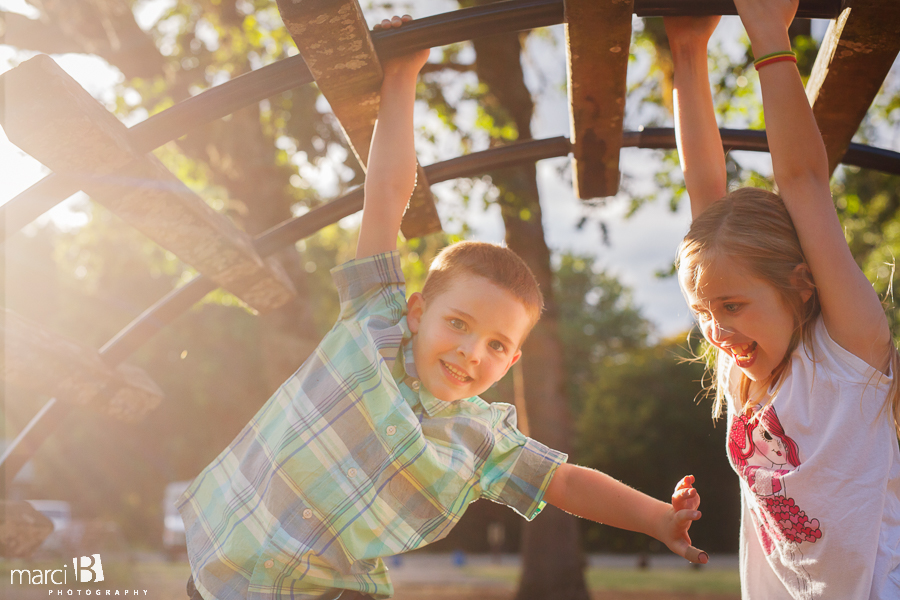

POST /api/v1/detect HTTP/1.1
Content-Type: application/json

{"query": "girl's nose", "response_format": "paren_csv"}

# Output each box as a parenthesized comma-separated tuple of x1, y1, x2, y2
(709, 319, 733, 343)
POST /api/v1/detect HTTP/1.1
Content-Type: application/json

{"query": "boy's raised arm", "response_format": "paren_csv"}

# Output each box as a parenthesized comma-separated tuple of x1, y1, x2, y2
(545, 463, 707, 564)
(665, 16, 727, 218)
(356, 16, 430, 260)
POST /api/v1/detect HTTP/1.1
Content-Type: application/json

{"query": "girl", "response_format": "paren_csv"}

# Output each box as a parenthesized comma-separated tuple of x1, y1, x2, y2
(665, 0, 900, 597)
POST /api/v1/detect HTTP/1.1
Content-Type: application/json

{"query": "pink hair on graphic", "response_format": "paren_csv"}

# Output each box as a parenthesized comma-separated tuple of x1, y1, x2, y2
(728, 406, 800, 468)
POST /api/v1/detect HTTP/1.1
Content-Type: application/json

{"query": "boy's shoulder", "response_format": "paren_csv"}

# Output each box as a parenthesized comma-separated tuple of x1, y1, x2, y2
(331, 251, 408, 323)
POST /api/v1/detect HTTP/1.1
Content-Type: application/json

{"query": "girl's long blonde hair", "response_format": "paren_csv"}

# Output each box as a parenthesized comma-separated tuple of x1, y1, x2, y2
(676, 188, 900, 436)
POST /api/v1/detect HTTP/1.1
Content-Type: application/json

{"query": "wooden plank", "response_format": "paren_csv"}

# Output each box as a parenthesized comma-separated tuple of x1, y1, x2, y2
(806, 1, 900, 176)
(0, 55, 296, 313)
(275, 0, 442, 238)
(0, 501, 54, 559)
(2, 309, 164, 422)
(565, 0, 634, 199)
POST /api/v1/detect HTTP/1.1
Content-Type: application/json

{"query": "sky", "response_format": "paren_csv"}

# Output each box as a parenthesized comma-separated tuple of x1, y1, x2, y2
(0, 1, 895, 339)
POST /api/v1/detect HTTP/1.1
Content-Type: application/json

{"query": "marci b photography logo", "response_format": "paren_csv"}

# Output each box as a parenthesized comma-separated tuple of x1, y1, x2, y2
(9, 553, 103, 585)
(9, 553, 148, 595)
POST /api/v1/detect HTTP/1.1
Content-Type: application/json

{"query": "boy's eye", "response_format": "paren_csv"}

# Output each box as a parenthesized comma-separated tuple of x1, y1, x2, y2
(449, 318, 466, 330)
(489, 340, 506, 353)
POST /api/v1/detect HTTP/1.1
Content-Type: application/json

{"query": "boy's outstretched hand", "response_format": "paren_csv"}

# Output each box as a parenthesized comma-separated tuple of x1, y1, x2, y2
(544, 464, 708, 565)
(664, 475, 707, 564)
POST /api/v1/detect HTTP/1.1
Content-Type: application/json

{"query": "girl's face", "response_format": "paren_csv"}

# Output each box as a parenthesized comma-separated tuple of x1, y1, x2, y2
(751, 424, 788, 466)
(682, 255, 796, 382)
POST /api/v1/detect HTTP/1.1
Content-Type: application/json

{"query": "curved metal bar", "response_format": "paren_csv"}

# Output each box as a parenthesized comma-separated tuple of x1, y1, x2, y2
(0, 0, 846, 244)
(4, 128, 899, 480)
(127, 56, 312, 154)
(633, 0, 843, 18)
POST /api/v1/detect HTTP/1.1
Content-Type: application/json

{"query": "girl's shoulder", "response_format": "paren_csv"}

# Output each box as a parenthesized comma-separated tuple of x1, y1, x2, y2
(801, 317, 893, 386)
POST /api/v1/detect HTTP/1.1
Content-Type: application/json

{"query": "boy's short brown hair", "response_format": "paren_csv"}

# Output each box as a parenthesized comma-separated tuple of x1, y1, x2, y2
(421, 241, 544, 331)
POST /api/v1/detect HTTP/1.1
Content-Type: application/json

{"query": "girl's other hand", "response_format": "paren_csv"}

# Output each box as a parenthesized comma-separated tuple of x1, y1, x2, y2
(664, 15, 721, 52)
(733, 0, 798, 53)
(373, 15, 430, 78)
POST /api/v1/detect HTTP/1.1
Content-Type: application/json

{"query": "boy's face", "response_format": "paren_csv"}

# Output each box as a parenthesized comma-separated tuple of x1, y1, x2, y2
(407, 274, 530, 402)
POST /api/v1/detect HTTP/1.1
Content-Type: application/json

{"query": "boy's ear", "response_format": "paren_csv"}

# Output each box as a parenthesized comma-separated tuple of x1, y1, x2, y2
(791, 263, 814, 303)
(499, 349, 522, 379)
(407, 292, 426, 333)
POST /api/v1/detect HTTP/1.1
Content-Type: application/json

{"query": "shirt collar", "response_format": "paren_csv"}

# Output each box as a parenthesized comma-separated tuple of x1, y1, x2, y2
(399, 323, 454, 417)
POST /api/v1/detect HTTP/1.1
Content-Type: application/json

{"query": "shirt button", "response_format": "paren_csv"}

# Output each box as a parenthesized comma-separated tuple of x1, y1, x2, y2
(302, 509, 313, 519)
(411, 380, 420, 390)
(264, 559, 274, 569)
(386, 425, 397, 436)
(347, 467, 358, 478)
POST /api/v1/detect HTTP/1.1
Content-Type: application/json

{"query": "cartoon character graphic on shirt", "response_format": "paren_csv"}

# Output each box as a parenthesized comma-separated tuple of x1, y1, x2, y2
(728, 405, 823, 597)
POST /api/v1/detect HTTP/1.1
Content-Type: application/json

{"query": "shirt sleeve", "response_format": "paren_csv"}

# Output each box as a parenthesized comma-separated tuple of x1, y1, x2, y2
(479, 403, 568, 521)
(331, 251, 407, 324)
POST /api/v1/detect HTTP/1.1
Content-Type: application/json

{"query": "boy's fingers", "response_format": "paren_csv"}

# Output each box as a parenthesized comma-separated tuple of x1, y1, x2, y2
(390, 15, 403, 27)
(676, 509, 701, 522)
(683, 546, 709, 565)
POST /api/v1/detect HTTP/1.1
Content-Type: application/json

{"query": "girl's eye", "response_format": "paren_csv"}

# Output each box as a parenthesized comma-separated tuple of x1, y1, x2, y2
(489, 340, 506, 353)
(762, 431, 773, 441)
(724, 303, 741, 313)
(449, 318, 466, 330)
(695, 311, 711, 322)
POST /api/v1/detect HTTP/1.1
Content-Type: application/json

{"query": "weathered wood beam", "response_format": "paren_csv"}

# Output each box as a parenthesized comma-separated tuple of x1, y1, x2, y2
(806, 1, 900, 176)
(275, 0, 442, 239)
(565, 0, 634, 199)
(0, 501, 54, 559)
(2, 309, 164, 422)
(0, 55, 296, 313)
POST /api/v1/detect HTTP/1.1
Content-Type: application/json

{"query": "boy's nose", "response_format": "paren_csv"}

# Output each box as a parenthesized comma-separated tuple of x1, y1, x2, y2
(457, 341, 482, 364)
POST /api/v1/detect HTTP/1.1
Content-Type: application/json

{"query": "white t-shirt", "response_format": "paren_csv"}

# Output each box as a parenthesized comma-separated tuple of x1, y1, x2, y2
(725, 318, 900, 599)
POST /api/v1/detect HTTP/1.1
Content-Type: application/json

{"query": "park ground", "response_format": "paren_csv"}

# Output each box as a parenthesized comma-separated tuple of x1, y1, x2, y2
(1, 552, 740, 600)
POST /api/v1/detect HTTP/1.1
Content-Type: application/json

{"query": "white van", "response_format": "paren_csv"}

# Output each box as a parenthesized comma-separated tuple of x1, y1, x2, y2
(163, 481, 190, 560)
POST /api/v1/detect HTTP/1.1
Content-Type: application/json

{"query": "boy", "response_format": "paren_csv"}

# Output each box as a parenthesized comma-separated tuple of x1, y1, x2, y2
(179, 16, 707, 600)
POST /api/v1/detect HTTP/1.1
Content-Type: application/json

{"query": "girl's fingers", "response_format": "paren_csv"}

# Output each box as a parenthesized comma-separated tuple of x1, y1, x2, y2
(390, 15, 403, 27)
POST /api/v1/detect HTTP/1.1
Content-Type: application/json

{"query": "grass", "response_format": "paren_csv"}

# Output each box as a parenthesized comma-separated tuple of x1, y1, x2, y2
(3, 556, 740, 599)
(462, 564, 741, 594)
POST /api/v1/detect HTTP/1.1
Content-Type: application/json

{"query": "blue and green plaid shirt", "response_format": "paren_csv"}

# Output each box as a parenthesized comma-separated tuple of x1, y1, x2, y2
(178, 251, 566, 600)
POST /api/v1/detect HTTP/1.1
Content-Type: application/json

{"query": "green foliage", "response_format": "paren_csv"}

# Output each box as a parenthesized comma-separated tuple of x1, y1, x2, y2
(554, 254, 649, 413)
(575, 336, 739, 552)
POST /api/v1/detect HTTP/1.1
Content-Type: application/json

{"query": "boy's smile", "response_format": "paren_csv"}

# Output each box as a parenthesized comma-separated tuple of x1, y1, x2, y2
(682, 255, 798, 383)
(407, 273, 530, 402)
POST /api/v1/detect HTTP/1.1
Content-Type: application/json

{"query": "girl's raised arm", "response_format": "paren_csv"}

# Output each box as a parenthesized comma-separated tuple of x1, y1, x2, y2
(665, 16, 727, 218)
(735, 0, 891, 371)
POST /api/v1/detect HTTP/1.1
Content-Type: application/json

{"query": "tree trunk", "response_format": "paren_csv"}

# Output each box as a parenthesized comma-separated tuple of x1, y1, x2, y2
(465, 4, 590, 598)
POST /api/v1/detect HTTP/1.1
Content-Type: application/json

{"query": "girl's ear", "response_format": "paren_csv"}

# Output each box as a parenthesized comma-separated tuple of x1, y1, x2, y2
(407, 292, 426, 334)
(791, 263, 814, 303)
